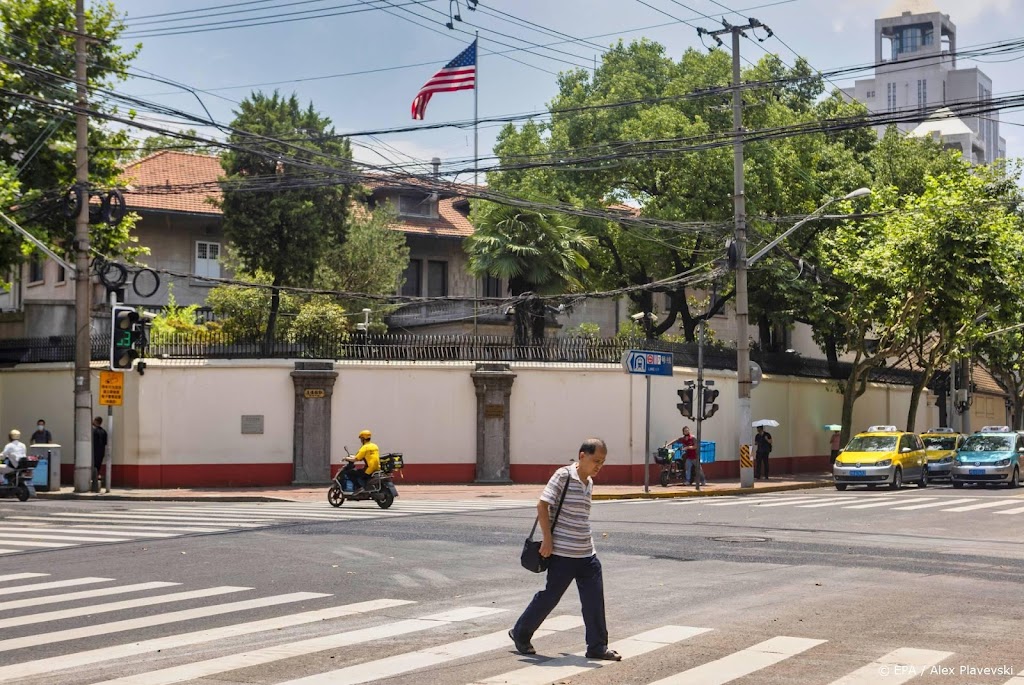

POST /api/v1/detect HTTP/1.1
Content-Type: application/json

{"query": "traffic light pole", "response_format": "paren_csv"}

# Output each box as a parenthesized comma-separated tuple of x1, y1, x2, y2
(694, 319, 706, 490)
(72, 0, 93, 493)
(643, 373, 652, 494)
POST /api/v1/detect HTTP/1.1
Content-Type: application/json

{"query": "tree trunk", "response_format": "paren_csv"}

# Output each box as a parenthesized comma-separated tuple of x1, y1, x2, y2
(824, 333, 840, 379)
(840, 363, 869, 445)
(263, 273, 283, 355)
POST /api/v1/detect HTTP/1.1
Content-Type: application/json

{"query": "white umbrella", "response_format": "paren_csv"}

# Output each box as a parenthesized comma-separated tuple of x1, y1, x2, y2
(752, 419, 780, 428)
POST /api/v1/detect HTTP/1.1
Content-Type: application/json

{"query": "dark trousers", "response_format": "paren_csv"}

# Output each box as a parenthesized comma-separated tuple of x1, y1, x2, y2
(755, 453, 769, 478)
(513, 554, 608, 651)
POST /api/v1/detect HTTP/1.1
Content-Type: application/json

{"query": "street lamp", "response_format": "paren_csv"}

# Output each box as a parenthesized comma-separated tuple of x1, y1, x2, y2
(735, 187, 871, 489)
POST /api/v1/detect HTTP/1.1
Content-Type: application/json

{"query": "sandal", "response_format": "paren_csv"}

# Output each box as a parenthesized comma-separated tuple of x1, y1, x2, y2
(585, 648, 622, 661)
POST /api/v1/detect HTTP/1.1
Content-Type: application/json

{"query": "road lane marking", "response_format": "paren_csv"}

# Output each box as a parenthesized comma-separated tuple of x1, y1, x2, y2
(842, 498, 936, 510)
(0, 573, 48, 582)
(0, 591, 329, 652)
(827, 648, 952, 685)
(751, 497, 843, 508)
(0, 577, 111, 597)
(0, 539, 75, 548)
(645, 636, 825, 685)
(6, 518, 229, 533)
(275, 615, 587, 685)
(0, 531, 134, 543)
(92, 607, 508, 685)
(5, 524, 180, 537)
(0, 599, 412, 683)
(471, 625, 711, 685)
(993, 505, 1024, 515)
(0, 582, 180, 611)
(940, 500, 1019, 512)
(891, 498, 976, 510)
(25, 513, 266, 526)
(0, 585, 251, 630)
(797, 500, 876, 508)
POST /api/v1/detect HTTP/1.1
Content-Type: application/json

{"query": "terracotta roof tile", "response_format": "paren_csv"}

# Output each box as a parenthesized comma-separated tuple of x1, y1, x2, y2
(123, 151, 222, 215)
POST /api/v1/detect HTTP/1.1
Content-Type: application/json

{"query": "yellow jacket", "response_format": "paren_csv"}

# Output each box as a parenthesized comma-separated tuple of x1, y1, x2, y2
(355, 442, 380, 475)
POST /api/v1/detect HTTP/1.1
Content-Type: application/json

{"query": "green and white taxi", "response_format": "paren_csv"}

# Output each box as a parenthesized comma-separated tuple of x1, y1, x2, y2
(951, 426, 1023, 489)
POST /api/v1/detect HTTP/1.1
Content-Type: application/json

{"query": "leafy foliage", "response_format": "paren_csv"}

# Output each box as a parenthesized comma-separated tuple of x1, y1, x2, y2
(0, 0, 143, 271)
(218, 91, 352, 344)
(206, 270, 298, 341)
(288, 296, 351, 358)
(148, 287, 218, 344)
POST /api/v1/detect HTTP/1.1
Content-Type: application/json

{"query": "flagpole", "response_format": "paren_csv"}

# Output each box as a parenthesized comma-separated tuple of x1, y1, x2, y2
(473, 30, 480, 336)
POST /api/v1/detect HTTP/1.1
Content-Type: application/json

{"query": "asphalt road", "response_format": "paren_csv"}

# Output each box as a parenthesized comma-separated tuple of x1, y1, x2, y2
(0, 484, 1022, 684)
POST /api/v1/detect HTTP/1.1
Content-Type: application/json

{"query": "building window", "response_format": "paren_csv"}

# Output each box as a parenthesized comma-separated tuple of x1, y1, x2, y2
(400, 260, 422, 297)
(28, 254, 44, 284)
(866, 90, 875, 99)
(57, 262, 66, 284)
(427, 260, 447, 297)
(195, 241, 221, 280)
(886, 82, 897, 112)
(398, 194, 434, 217)
(917, 79, 927, 108)
(483, 274, 502, 298)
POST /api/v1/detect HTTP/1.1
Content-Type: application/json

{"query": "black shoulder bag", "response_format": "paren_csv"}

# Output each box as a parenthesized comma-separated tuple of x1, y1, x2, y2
(520, 468, 570, 573)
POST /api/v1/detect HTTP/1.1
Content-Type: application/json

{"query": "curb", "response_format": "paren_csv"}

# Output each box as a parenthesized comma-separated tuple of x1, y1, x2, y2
(591, 481, 833, 500)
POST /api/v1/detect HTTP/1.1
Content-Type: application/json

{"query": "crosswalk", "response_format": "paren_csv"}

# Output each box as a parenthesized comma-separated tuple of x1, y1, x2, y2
(0, 499, 536, 556)
(608, 490, 1024, 518)
(0, 571, 1011, 685)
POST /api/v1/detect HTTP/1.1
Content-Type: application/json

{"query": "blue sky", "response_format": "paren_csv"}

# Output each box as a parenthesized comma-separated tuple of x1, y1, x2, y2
(112, 0, 1024, 174)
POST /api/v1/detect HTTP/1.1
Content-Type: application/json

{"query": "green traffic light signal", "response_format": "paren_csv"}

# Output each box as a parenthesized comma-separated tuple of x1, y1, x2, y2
(110, 305, 144, 370)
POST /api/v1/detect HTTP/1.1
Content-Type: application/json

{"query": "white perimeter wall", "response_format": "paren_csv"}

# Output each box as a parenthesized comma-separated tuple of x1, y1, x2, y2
(0, 360, 941, 473)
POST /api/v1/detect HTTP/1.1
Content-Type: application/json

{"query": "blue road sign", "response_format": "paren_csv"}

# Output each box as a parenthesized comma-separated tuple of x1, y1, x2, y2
(621, 349, 674, 377)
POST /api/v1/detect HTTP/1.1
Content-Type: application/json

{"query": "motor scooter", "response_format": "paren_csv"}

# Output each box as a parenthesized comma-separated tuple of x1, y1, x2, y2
(0, 455, 38, 502)
(328, 447, 403, 509)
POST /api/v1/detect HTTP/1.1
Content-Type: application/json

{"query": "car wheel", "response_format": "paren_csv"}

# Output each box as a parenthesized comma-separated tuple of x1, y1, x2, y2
(889, 467, 903, 490)
(327, 485, 344, 507)
(952, 480, 964, 489)
(1010, 467, 1020, 489)
(917, 470, 928, 488)
(660, 470, 671, 488)
(835, 483, 847, 491)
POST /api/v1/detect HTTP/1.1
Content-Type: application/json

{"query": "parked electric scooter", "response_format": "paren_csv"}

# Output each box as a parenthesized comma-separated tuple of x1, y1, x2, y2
(328, 447, 403, 509)
(0, 455, 38, 501)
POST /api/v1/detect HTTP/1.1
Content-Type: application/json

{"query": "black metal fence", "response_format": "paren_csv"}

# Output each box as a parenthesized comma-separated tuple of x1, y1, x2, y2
(0, 331, 922, 385)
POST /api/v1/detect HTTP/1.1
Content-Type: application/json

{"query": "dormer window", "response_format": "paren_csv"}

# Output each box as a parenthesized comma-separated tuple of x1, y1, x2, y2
(398, 194, 435, 218)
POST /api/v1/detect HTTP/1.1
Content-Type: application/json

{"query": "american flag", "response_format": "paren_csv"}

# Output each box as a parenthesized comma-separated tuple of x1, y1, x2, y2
(411, 39, 476, 120)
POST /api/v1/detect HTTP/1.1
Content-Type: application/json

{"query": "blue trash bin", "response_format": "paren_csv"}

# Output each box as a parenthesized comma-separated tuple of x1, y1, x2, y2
(699, 441, 716, 463)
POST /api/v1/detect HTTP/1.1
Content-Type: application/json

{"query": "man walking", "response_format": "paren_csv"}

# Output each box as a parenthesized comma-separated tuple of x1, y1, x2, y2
(755, 425, 773, 480)
(509, 438, 621, 662)
(91, 417, 108, 491)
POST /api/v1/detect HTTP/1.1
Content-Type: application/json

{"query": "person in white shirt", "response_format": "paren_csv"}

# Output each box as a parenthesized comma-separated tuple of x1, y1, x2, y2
(1, 429, 26, 478)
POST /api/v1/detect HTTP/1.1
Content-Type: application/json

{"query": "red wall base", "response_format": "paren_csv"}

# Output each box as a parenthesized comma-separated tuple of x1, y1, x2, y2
(62, 455, 830, 488)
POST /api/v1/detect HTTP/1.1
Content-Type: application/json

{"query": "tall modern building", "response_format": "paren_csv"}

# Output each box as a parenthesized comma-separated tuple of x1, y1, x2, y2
(843, 0, 1005, 164)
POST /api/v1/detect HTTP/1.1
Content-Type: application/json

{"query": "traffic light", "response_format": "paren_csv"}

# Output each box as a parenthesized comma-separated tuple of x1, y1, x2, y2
(702, 387, 720, 420)
(110, 305, 145, 370)
(677, 386, 695, 420)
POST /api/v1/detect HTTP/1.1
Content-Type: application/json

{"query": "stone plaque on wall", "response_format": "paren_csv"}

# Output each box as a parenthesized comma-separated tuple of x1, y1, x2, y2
(241, 415, 264, 435)
(484, 404, 504, 419)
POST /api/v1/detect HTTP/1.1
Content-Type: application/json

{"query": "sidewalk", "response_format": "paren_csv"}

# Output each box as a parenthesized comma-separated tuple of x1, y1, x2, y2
(36, 473, 834, 503)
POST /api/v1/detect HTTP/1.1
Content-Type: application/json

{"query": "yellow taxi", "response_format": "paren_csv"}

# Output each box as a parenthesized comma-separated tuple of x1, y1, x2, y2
(833, 425, 928, 490)
(920, 427, 965, 482)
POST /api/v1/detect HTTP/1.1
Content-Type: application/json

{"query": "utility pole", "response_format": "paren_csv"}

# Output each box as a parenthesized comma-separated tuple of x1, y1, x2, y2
(73, 0, 93, 493)
(698, 19, 769, 490)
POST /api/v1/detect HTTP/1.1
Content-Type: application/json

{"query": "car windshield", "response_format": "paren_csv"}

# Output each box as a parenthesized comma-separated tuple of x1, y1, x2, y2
(960, 435, 1012, 452)
(845, 436, 897, 452)
(923, 437, 957, 450)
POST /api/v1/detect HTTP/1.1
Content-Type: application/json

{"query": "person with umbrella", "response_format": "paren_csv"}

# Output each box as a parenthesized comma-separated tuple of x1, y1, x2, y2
(753, 420, 776, 480)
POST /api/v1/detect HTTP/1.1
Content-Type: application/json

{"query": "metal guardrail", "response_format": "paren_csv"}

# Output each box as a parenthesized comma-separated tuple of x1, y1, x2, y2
(0, 332, 923, 385)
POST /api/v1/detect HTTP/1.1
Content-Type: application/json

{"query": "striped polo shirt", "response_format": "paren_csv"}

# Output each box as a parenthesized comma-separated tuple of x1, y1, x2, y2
(540, 464, 595, 559)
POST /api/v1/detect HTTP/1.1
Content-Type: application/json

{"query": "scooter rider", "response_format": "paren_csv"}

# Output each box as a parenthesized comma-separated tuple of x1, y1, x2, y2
(344, 430, 380, 494)
(1, 429, 26, 479)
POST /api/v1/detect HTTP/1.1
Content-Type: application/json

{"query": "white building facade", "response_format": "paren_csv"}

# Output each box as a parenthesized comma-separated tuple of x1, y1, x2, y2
(843, 4, 1006, 164)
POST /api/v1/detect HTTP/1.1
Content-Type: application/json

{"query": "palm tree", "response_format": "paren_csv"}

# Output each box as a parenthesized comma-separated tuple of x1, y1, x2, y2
(466, 201, 595, 345)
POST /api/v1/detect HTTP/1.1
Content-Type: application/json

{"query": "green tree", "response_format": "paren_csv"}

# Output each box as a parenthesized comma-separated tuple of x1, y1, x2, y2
(135, 129, 211, 159)
(314, 203, 409, 323)
(206, 270, 299, 341)
(486, 41, 873, 343)
(465, 200, 594, 344)
(288, 296, 350, 359)
(814, 167, 1024, 441)
(218, 91, 352, 347)
(975, 329, 1024, 431)
(0, 0, 143, 271)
